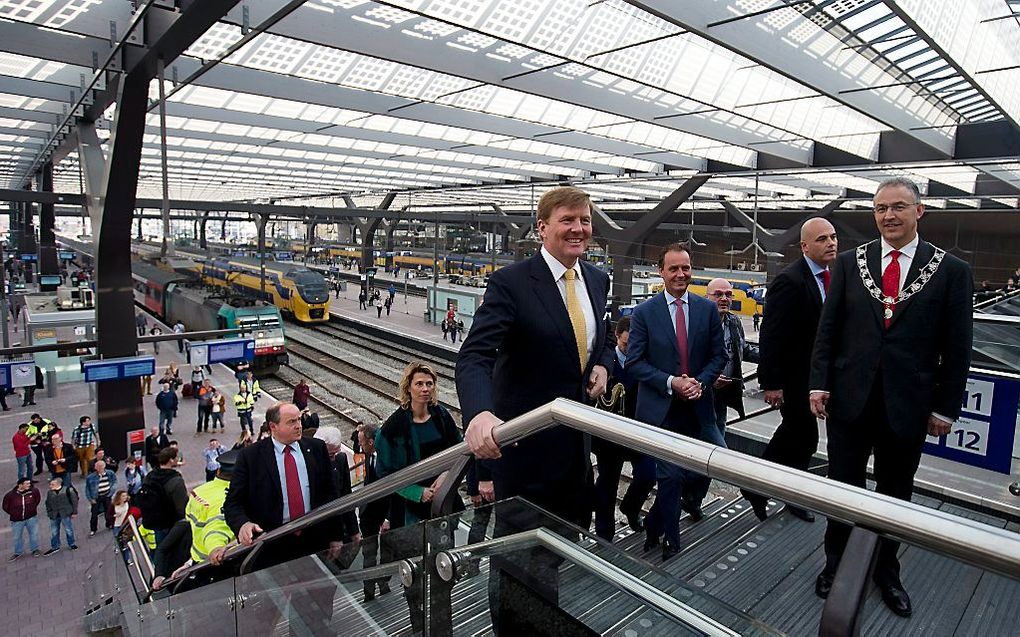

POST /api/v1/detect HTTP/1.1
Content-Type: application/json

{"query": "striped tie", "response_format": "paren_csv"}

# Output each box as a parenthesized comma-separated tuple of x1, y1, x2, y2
(564, 268, 588, 371)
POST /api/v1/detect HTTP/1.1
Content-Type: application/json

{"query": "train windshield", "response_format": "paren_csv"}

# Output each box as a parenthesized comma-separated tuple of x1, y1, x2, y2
(287, 269, 329, 302)
(236, 314, 281, 331)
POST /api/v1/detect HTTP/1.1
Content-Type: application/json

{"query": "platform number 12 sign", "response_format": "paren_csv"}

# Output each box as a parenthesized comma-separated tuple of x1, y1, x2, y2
(924, 374, 1019, 474)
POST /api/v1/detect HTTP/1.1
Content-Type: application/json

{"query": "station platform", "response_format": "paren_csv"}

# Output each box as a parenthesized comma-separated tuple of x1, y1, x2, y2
(327, 282, 460, 354)
(0, 310, 282, 637)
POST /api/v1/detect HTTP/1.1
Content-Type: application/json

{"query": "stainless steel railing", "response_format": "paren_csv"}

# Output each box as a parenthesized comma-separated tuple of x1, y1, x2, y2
(166, 398, 1020, 591)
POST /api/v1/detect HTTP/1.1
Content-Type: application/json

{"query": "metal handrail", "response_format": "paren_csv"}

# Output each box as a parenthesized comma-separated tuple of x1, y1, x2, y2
(973, 313, 1020, 325)
(165, 398, 1020, 589)
(436, 528, 741, 636)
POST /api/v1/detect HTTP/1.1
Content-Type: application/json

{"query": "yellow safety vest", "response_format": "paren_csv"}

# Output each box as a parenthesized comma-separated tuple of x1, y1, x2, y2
(186, 478, 234, 562)
(137, 522, 156, 551)
(233, 392, 256, 413)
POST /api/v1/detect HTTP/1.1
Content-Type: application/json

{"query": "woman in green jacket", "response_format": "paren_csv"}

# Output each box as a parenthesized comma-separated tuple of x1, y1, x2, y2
(375, 361, 462, 528)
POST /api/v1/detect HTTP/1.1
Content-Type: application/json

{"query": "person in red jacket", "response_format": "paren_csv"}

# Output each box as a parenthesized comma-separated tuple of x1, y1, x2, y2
(3, 478, 41, 560)
(292, 379, 311, 411)
(12, 424, 33, 481)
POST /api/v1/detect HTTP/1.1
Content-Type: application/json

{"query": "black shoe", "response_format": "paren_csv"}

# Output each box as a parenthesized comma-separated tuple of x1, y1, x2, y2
(643, 530, 661, 553)
(661, 543, 679, 561)
(43, 548, 60, 556)
(624, 511, 644, 533)
(787, 506, 815, 522)
(680, 498, 704, 522)
(815, 572, 834, 599)
(879, 583, 912, 617)
(746, 493, 768, 522)
(33, 469, 42, 476)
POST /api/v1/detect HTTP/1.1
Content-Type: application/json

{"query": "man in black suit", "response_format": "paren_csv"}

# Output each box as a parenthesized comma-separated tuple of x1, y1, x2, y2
(744, 218, 837, 522)
(456, 185, 614, 632)
(810, 178, 973, 617)
(457, 185, 614, 524)
(627, 244, 726, 560)
(224, 401, 340, 564)
(356, 423, 392, 601)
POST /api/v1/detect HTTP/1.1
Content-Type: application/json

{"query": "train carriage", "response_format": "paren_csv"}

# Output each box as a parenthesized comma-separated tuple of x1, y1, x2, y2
(201, 257, 330, 323)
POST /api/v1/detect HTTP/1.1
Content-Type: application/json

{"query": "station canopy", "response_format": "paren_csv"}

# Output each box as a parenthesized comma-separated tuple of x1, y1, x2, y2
(0, 0, 1018, 217)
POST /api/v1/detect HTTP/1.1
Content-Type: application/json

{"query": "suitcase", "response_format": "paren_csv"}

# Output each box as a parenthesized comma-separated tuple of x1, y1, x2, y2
(181, 383, 193, 398)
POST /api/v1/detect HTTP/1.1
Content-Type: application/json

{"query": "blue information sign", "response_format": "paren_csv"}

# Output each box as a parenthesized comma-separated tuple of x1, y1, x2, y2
(923, 372, 1020, 474)
(209, 338, 255, 364)
(0, 366, 8, 388)
(275, 252, 293, 261)
(20, 253, 37, 262)
(58, 251, 75, 260)
(82, 355, 157, 383)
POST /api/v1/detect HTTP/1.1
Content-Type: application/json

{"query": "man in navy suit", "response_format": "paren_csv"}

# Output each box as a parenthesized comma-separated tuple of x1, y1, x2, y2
(457, 185, 614, 524)
(627, 244, 725, 560)
(457, 186, 614, 631)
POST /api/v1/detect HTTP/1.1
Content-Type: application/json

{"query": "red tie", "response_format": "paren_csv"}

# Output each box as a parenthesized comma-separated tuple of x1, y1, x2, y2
(675, 299, 689, 376)
(882, 250, 901, 329)
(283, 445, 306, 522)
(820, 270, 831, 294)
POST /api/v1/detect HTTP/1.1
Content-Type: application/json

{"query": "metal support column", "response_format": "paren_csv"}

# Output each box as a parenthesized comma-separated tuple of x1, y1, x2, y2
(20, 181, 36, 283)
(257, 214, 268, 299)
(158, 58, 174, 259)
(199, 211, 209, 249)
(37, 162, 58, 276)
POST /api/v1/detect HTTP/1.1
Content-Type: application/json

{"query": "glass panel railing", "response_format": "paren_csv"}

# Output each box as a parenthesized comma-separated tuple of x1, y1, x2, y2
(167, 577, 236, 636)
(972, 314, 1020, 373)
(233, 521, 426, 635)
(425, 498, 779, 636)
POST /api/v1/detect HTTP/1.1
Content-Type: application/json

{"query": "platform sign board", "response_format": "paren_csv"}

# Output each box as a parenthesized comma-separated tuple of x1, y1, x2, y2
(58, 251, 75, 260)
(82, 355, 156, 383)
(19, 253, 37, 262)
(0, 360, 37, 388)
(188, 338, 255, 367)
(127, 429, 146, 467)
(924, 372, 1020, 474)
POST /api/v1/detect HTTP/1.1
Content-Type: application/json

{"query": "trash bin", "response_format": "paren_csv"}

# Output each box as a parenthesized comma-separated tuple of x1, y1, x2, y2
(46, 369, 58, 397)
(424, 310, 431, 324)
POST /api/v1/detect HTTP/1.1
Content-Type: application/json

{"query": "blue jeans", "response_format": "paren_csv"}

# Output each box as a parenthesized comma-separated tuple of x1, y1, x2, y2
(49, 515, 76, 549)
(158, 409, 174, 434)
(16, 455, 32, 480)
(11, 518, 39, 555)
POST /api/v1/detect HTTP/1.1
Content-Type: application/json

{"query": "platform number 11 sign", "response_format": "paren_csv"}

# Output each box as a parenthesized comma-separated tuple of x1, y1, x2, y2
(924, 374, 1019, 474)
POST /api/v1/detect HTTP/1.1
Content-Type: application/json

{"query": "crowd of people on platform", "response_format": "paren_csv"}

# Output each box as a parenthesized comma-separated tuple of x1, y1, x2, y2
(357, 284, 397, 318)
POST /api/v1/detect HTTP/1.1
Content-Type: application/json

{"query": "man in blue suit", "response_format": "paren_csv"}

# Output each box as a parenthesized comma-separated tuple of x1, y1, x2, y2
(457, 186, 615, 633)
(627, 243, 725, 560)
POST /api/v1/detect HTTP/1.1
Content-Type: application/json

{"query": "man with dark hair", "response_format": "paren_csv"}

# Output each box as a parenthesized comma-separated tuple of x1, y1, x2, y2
(224, 402, 340, 564)
(810, 178, 973, 617)
(627, 243, 725, 560)
(3, 477, 41, 560)
(71, 416, 99, 477)
(140, 447, 188, 546)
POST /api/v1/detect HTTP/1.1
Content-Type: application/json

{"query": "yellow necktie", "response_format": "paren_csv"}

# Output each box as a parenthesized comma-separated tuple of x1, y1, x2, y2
(564, 268, 588, 371)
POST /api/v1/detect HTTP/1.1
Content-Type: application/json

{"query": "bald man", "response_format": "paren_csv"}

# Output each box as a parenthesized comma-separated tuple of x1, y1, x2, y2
(744, 218, 837, 522)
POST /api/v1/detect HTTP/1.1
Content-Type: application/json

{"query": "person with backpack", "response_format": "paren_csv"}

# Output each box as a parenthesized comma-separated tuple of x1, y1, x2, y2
(85, 460, 116, 537)
(44, 477, 78, 554)
(138, 447, 188, 547)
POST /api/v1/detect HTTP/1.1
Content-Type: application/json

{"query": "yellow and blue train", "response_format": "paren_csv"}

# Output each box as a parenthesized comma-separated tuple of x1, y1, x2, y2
(200, 257, 331, 323)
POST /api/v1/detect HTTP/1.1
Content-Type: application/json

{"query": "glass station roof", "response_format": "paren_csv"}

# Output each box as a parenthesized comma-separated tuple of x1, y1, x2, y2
(0, 0, 1017, 215)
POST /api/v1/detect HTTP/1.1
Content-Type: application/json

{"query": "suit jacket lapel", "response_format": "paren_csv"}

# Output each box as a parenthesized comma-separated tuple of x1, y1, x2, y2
(798, 258, 823, 310)
(888, 241, 934, 330)
(260, 440, 283, 505)
(529, 254, 580, 363)
(865, 241, 885, 327)
(657, 293, 680, 359)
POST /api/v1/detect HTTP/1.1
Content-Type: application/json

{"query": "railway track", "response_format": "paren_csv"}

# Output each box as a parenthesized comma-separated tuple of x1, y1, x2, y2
(260, 370, 375, 430)
(282, 334, 461, 419)
(307, 322, 456, 382)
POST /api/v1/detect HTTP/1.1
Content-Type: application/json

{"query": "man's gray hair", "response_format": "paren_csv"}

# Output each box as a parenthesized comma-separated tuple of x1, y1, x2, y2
(876, 178, 921, 202)
(313, 426, 344, 448)
(358, 422, 378, 440)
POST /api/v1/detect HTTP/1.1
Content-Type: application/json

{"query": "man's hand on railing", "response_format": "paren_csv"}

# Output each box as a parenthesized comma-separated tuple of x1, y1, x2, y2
(238, 521, 263, 546)
(208, 545, 229, 566)
(466, 411, 502, 459)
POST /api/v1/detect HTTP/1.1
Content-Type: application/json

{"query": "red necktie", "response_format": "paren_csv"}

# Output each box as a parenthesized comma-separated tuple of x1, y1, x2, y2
(675, 299, 689, 375)
(283, 445, 306, 522)
(881, 250, 901, 329)
(820, 270, 831, 294)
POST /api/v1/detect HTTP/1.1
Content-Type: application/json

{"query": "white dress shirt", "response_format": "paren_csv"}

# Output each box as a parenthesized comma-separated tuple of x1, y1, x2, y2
(880, 234, 919, 292)
(540, 246, 596, 361)
(272, 437, 311, 523)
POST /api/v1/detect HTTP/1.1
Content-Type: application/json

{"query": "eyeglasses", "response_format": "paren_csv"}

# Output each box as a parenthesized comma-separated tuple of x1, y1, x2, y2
(709, 291, 734, 298)
(873, 202, 917, 214)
